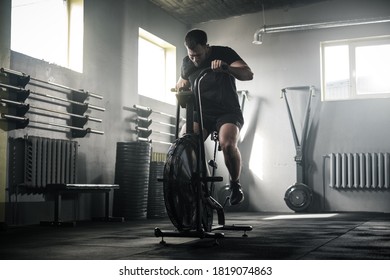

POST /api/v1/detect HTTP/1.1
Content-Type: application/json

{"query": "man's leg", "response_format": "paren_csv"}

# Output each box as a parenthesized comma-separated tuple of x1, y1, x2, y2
(179, 122, 209, 140)
(219, 123, 244, 205)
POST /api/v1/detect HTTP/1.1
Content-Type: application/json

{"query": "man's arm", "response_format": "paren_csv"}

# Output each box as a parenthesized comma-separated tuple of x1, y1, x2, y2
(211, 59, 254, 81)
(228, 60, 254, 81)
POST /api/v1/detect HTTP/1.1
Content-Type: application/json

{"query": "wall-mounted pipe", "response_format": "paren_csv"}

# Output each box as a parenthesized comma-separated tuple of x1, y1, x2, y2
(253, 16, 390, 44)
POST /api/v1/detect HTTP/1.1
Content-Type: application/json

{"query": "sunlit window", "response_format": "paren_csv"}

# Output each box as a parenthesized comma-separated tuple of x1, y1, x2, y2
(322, 45, 350, 100)
(321, 36, 390, 101)
(138, 28, 176, 104)
(11, 0, 84, 72)
(355, 44, 390, 95)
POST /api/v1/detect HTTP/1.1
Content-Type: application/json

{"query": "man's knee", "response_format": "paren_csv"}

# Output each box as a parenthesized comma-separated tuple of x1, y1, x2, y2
(220, 139, 237, 155)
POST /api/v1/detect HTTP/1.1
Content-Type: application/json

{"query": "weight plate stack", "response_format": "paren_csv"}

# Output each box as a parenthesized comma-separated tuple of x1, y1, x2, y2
(114, 142, 151, 220)
(147, 161, 167, 219)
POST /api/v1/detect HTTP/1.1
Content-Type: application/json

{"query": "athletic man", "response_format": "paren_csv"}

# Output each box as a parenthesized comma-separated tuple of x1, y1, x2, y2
(176, 29, 254, 205)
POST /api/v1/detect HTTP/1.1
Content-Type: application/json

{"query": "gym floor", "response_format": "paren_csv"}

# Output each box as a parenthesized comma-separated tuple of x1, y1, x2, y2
(1, 211, 390, 260)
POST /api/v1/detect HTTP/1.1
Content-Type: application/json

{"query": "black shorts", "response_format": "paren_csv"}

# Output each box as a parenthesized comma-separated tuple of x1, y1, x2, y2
(194, 111, 244, 134)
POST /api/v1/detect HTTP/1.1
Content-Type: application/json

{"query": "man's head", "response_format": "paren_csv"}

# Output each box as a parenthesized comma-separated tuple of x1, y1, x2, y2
(185, 29, 209, 67)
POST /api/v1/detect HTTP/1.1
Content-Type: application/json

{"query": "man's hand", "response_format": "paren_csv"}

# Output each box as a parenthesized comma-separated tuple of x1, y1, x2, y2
(211, 60, 229, 72)
(214, 59, 253, 81)
(175, 77, 190, 91)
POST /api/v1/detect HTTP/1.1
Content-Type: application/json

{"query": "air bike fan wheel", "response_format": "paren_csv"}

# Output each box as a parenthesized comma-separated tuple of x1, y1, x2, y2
(284, 183, 312, 212)
(163, 134, 213, 232)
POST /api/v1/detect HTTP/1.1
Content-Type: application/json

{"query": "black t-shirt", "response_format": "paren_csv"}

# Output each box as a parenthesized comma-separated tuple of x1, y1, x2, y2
(181, 46, 242, 116)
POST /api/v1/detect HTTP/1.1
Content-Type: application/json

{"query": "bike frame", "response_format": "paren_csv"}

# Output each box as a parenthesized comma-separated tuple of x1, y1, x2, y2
(155, 68, 252, 243)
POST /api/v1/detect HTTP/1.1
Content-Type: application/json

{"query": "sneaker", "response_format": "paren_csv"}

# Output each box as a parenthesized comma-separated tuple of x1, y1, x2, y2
(230, 180, 244, 205)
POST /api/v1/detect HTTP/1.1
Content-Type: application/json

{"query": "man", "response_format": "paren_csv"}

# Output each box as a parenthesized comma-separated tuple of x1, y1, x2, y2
(176, 29, 253, 205)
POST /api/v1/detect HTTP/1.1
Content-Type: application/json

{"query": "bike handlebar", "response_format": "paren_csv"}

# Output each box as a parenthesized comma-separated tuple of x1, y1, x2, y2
(171, 67, 213, 93)
(197, 67, 213, 78)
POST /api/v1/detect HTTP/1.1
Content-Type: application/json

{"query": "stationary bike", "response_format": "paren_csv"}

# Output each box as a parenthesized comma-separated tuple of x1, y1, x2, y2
(155, 68, 252, 244)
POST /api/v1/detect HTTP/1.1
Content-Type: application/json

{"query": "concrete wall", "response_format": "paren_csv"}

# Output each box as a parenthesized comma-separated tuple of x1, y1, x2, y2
(2, 0, 390, 225)
(4, 0, 188, 224)
(196, 0, 390, 212)
(0, 0, 12, 227)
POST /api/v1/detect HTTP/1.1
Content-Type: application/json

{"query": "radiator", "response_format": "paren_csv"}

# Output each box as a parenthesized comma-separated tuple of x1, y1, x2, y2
(328, 153, 390, 189)
(24, 136, 78, 187)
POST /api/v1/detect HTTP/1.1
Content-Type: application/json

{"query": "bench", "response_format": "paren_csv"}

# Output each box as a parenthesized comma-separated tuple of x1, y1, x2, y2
(40, 183, 124, 226)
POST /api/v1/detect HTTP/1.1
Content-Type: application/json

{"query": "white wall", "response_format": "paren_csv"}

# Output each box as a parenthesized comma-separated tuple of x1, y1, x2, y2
(0, 0, 11, 225)
(3, 0, 390, 225)
(6, 0, 188, 224)
(196, 0, 390, 212)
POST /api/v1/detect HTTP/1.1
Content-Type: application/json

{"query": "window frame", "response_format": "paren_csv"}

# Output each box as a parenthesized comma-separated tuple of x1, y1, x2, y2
(321, 35, 390, 101)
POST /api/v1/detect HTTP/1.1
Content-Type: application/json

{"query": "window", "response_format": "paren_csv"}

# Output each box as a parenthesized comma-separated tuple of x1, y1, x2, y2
(321, 36, 390, 101)
(138, 28, 176, 104)
(11, 0, 84, 72)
